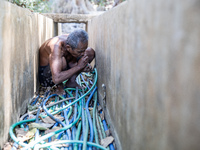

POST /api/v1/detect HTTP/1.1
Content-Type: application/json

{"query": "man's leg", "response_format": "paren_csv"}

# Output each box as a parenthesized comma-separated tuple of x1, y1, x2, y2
(65, 73, 82, 88)
(65, 48, 95, 88)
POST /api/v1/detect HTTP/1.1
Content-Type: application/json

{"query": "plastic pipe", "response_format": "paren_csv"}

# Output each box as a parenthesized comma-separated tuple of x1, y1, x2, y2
(96, 110, 103, 140)
(86, 87, 97, 150)
(74, 121, 82, 150)
(63, 102, 72, 150)
(43, 94, 66, 127)
(34, 140, 107, 150)
(31, 95, 40, 106)
(100, 111, 115, 150)
(72, 88, 78, 142)
(93, 91, 99, 144)
(78, 135, 83, 150)
(22, 101, 82, 150)
(80, 91, 85, 139)
(80, 74, 90, 89)
(10, 68, 97, 148)
(83, 102, 88, 150)
(20, 97, 74, 121)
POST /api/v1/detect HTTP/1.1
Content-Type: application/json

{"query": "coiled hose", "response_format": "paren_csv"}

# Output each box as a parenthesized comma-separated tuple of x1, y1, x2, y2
(9, 68, 115, 149)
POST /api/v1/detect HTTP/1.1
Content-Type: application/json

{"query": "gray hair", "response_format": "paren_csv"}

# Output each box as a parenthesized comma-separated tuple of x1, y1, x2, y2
(66, 29, 88, 49)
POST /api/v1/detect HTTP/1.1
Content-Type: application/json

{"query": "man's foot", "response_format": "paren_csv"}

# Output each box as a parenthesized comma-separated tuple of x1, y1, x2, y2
(54, 85, 65, 96)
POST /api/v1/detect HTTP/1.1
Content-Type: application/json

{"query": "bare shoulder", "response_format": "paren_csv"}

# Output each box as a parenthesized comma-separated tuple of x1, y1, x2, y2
(58, 34, 69, 41)
(41, 35, 68, 47)
(48, 37, 60, 47)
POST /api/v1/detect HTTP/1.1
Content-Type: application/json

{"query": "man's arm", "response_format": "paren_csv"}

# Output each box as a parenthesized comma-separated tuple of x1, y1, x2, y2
(50, 42, 88, 85)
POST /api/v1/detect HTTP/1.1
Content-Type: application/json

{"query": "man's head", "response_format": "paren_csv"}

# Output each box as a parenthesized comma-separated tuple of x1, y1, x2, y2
(66, 29, 88, 58)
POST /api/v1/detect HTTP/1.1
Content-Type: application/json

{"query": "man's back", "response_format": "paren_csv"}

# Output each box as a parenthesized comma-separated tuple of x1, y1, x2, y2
(39, 34, 68, 66)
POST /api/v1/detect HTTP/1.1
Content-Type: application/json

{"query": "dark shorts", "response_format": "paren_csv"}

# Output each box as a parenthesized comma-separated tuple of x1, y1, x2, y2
(38, 65, 55, 87)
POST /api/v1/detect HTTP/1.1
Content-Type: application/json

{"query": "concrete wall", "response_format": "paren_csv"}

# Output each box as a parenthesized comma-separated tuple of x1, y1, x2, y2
(0, 1, 55, 147)
(88, 0, 200, 150)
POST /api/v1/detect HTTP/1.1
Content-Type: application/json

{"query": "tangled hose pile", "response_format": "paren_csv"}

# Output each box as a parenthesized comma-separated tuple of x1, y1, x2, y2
(9, 68, 115, 150)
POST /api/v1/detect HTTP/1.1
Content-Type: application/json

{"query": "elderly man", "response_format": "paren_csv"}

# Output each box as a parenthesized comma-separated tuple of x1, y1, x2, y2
(38, 29, 95, 94)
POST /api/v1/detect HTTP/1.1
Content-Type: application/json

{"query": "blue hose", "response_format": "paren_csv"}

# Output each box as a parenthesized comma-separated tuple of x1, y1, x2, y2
(63, 102, 72, 150)
(31, 95, 40, 106)
(80, 74, 90, 89)
(100, 111, 115, 150)
(78, 134, 83, 150)
(72, 88, 78, 142)
(60, 101, 69, 150)
(9, 69, 114, 149)
(34, 107, 41, 141)
(80, 91, 86, 139)
(11, 142, 18, 150)
(43, 94, 66, 127)
(86, 86, 97, 150)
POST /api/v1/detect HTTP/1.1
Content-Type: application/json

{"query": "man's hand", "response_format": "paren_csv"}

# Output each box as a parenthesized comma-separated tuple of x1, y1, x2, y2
(77, 55, 89, 69)
(82, 64, 92, 72)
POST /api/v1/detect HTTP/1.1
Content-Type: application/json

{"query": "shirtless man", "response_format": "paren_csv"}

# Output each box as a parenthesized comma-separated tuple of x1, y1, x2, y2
(38, 29, 95, 94)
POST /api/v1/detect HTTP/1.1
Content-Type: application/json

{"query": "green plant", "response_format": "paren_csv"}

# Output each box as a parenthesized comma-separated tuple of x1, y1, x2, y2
(6, 0, 52, 13)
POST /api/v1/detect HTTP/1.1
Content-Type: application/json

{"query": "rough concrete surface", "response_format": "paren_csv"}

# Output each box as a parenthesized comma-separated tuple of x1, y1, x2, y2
(42, 13, 104, 23)
(0, 1, 55, 148)
(88, 0, 200, 150)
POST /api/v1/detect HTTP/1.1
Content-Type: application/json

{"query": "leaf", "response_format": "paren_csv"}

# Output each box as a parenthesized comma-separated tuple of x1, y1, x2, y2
(100, 136, 114, 148)
(39, 116, 56, 124)
(28, 123, 48, 130)
(39, 116, 64, 124)
(15, 128, 28, 137)
(39, 122, 54, 128)
(26, 128, 37, 137)
(54, 115, 65, 121)
(18, 128, 37, 142)
(44, 127, 62, 134)
(3, 142, 12, 150)
(28, 104, 38, 111)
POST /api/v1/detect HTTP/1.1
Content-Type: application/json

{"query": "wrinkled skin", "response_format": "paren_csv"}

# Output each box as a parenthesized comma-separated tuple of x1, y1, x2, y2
(39, 34, 95, 95)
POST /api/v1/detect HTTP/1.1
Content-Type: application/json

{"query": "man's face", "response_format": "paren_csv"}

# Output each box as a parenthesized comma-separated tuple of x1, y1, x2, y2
(69, 41, 88, 58)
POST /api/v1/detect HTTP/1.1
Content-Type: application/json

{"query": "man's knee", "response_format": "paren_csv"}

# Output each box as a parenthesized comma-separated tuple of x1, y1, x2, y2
(85, 47, 95, 63)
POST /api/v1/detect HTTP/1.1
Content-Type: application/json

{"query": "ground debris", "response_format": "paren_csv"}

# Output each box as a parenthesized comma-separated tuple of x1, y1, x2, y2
(5, 72, 116, 149)
(101, 136, 114, 148)
(105, 129, 111, 136)
(3, 142, 12, 150)
(97, 105, 102, 112)
(100, 111, 105, 120)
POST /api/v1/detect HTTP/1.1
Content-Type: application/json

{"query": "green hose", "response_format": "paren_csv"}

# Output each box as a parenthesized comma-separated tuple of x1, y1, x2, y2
(22, 101, 82, 149)
(96, 110, 103, 140)
(83, 109, 89, 150)
(99, 116, 106, 138)
(59, 95, 73, 119)
(99, 115, 110, 150)
(35, 140, 107, 150)
(74, 121, 82, 150)
(9, 69, 98, 149)
(82, 72, 93, 77)
(93, 91, 99, 144)
(83, 88, 89, 150)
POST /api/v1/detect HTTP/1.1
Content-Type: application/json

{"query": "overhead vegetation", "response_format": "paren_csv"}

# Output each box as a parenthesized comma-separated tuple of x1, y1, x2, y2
(6, 0, 126, 13)
(6, 0, 52, 13)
